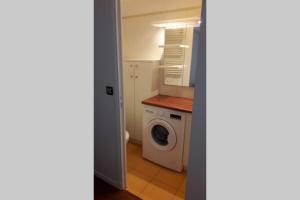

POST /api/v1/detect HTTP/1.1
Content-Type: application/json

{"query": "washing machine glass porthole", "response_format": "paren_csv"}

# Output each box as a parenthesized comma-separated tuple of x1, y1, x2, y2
(151, 125, 169, 146)
(146, 119, 177, 151)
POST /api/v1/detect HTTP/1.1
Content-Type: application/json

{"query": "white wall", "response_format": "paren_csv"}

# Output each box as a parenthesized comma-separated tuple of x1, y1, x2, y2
(159, 72, 195, 98)
(122, 8, 200, 98)
(121, 0, 201, 17)
(122, 8, 200, 60)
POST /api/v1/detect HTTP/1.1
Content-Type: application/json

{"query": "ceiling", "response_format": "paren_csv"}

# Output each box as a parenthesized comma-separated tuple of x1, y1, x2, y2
(121, 0, 201, 17)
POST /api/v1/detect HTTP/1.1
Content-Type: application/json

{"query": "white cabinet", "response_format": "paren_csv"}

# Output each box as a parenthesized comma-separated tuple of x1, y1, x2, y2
(123, 60, 159, 142)
(123, 61, 135, 140)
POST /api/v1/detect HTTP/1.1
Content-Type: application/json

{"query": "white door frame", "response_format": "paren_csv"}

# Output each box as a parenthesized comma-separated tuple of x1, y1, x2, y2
(115, 0, 127, 190)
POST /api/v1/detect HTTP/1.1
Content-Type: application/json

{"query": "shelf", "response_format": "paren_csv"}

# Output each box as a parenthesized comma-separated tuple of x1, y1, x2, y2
(158, 44, 189, 48)
(159, 65, 185, 69)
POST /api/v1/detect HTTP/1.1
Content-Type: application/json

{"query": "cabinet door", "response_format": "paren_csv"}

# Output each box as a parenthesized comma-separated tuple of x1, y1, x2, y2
(123, 62, 135, 139)
(134, 62, 159, 141)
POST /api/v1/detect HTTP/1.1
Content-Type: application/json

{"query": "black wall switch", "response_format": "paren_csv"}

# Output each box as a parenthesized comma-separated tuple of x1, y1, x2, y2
(106, 86, 114, 96)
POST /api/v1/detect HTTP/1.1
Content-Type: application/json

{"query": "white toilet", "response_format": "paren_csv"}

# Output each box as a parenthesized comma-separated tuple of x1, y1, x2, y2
(125, 130, 130, 143)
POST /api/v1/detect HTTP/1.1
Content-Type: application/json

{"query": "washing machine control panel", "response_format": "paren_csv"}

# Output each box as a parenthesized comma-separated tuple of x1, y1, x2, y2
(170, 114, 182, 120)
(145, 109, 155, 114)
(145, 109, 165, 116)
(144, 105, 185, 122)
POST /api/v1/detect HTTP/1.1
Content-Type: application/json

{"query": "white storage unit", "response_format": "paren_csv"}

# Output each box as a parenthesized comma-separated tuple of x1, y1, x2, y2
(123, 60, 160, 142)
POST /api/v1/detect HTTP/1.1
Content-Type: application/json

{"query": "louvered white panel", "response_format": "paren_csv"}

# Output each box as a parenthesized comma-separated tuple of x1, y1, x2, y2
(165, 29, 185, 44)
(163, 65, 184, 86)
(164, 65, 184, 76)
(164, 47, 185, 65)
(163, 29, 186, 66)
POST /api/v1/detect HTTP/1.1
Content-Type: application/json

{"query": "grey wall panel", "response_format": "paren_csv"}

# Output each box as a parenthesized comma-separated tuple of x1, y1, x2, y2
(94, 0, 123, 188)
(186, 0, 206, 199)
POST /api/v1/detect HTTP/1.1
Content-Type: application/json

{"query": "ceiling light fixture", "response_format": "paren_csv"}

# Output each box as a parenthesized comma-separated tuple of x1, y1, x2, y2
(153, 17, 201, 29)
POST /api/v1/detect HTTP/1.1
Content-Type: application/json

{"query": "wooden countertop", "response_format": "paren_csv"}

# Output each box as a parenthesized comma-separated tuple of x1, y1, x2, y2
(142, 95, 193, 113)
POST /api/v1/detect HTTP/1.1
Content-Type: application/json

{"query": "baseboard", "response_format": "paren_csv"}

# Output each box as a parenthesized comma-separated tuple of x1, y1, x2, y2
(94, 170, 122, 190)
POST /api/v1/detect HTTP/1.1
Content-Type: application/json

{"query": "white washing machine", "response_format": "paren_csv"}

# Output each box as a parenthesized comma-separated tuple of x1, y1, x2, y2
(142, 105, 186, 172)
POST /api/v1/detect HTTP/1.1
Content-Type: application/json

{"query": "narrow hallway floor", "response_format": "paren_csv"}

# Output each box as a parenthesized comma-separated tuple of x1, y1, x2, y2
(126, 143, 186, 200)
(94, 176, 141, 200)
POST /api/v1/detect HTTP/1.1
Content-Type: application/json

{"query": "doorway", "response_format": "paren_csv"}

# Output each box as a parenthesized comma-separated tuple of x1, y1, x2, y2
(94, 0, 205, 199)
(120, 0, 203, 199)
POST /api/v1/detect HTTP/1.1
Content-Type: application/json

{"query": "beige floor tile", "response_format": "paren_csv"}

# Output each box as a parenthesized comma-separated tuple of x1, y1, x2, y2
(127, 143, 141, 154)
(126, 170, 151, 197)
(127, 144, 142, 157)
(134, 158, 161, 179)
(140, 180, 177, 200)
(133, 147, 142, 156)
(127, 150, 144, 170)
(126, 143, 143, 170)
(153, 167, 185, 189)
(178, 178, 186, 193)
(127, 143, 186, 199)
(173, 189, 185, 200)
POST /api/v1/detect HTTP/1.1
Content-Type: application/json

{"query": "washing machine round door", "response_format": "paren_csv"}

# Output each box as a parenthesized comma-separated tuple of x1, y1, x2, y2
(146, 119, 177, 151)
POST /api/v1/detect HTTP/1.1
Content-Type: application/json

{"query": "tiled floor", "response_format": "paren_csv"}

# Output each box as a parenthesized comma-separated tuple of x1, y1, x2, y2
(126, 143, 186, 200)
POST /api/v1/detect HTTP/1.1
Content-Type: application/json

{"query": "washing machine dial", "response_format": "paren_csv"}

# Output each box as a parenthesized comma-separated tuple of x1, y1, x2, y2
(145, 109, 155, 114)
